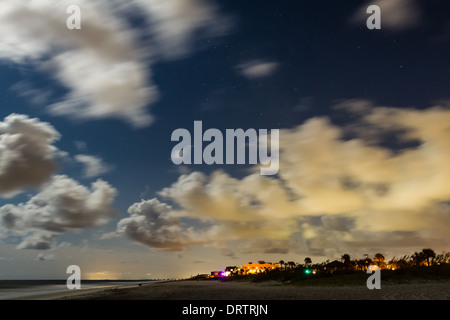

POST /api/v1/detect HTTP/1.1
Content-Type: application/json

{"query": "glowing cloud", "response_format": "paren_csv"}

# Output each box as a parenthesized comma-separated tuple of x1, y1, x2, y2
(120, 101, 450, 256)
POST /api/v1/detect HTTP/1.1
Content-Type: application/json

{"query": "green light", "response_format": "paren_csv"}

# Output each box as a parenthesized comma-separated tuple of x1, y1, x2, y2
(305, 269, 311, 274)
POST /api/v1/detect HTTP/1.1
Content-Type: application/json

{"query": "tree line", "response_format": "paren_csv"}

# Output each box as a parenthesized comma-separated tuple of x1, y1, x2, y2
(276, 248, 450, 272)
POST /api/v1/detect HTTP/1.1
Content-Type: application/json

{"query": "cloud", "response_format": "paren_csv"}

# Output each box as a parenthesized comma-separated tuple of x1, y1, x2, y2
(9, 81, 53, 107)
(236, 239, 289, 255)
(0, 114, 61, 197)
(17, 232, 56, 250)
(0, 0, 158, 127)
(158, 171, 297, 223)
(0, 114, 118, 250)
(126, 100, 450, 257)
(0, 0, 232, 127)
(100, 231, 122, 240)
(47, 51, 158, 127)
(278, 101, 450, 233)
(117, 198, 207, 251)
(132, 0, 233, 59)
(0, 175, 118, 249)
(75, 154, 113, 178)
(74, 140, 87, 152)
(35, 253, 55, 261)
(350, 0, 421, 31)
(237, 60, 279, 79)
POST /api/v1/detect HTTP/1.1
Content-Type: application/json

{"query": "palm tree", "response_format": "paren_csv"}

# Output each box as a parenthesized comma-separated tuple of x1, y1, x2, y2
(279, 260, 285, 271)
(304, 257, 312, 267)
(286, 261, 296, 270)
(355, 259, 364, 271)
(421, 248, 436, 266)
(373, 253, 385, 268)
(411, 251, 426, 266)
(341, 254, 352, 269)
(362, 256, 372, 270)
(341, 254, 351, 264)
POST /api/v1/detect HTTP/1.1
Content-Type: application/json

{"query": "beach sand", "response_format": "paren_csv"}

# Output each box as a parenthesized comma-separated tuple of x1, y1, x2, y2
(50, 279, 450, 300)
(9, 282, 155, 300)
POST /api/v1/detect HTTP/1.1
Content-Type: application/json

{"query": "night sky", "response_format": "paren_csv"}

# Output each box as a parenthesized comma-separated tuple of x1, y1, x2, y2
(0, 0, 449, 279)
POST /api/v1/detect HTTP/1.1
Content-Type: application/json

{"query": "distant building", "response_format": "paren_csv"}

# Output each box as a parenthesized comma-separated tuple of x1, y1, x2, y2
(323, 260, 346, 273)
(241, 261, 280, 275)
(210, 271, 222, 278)
(224, 266, 238, 276)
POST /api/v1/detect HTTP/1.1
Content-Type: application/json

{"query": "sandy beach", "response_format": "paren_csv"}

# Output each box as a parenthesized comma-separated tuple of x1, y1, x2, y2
(7, 281, 158, 300)
(49, 279, 450, 300)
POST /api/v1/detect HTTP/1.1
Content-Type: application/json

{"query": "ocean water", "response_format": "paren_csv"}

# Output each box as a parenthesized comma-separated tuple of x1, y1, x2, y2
(0, 280, 157, 299)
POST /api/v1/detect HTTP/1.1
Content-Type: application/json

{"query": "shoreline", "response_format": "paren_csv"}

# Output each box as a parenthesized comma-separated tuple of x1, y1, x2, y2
(50, 278, 450, 300)
(5, 280, 163, 300)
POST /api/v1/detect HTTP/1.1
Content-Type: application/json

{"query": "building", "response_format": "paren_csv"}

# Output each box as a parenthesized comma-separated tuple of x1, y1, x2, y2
(224, 266, 238, 276)
(322, 260, 349, 273)
(241, 261, 280, 275)
(210, 271, 222, 278)
(210, 267, 239, 278)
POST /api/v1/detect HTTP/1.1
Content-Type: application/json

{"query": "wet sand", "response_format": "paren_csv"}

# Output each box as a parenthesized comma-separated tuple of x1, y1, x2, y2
(50, 279, 450, 300)
(9, 281, 157, 300)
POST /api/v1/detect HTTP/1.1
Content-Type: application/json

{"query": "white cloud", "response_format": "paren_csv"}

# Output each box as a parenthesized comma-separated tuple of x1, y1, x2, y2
(133, 0, 233, 59)
(75, 154, 112, 178)
(47, 50, 158, 127)
(0, 0, 232, 127)
(0, 0, 157, 126)
(237, 60, 279, 79)
(117, 198, 207, 251)
(0, 114, 60, 197)
(0, 175, 118, 249)
(0, 114, 119, 250)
